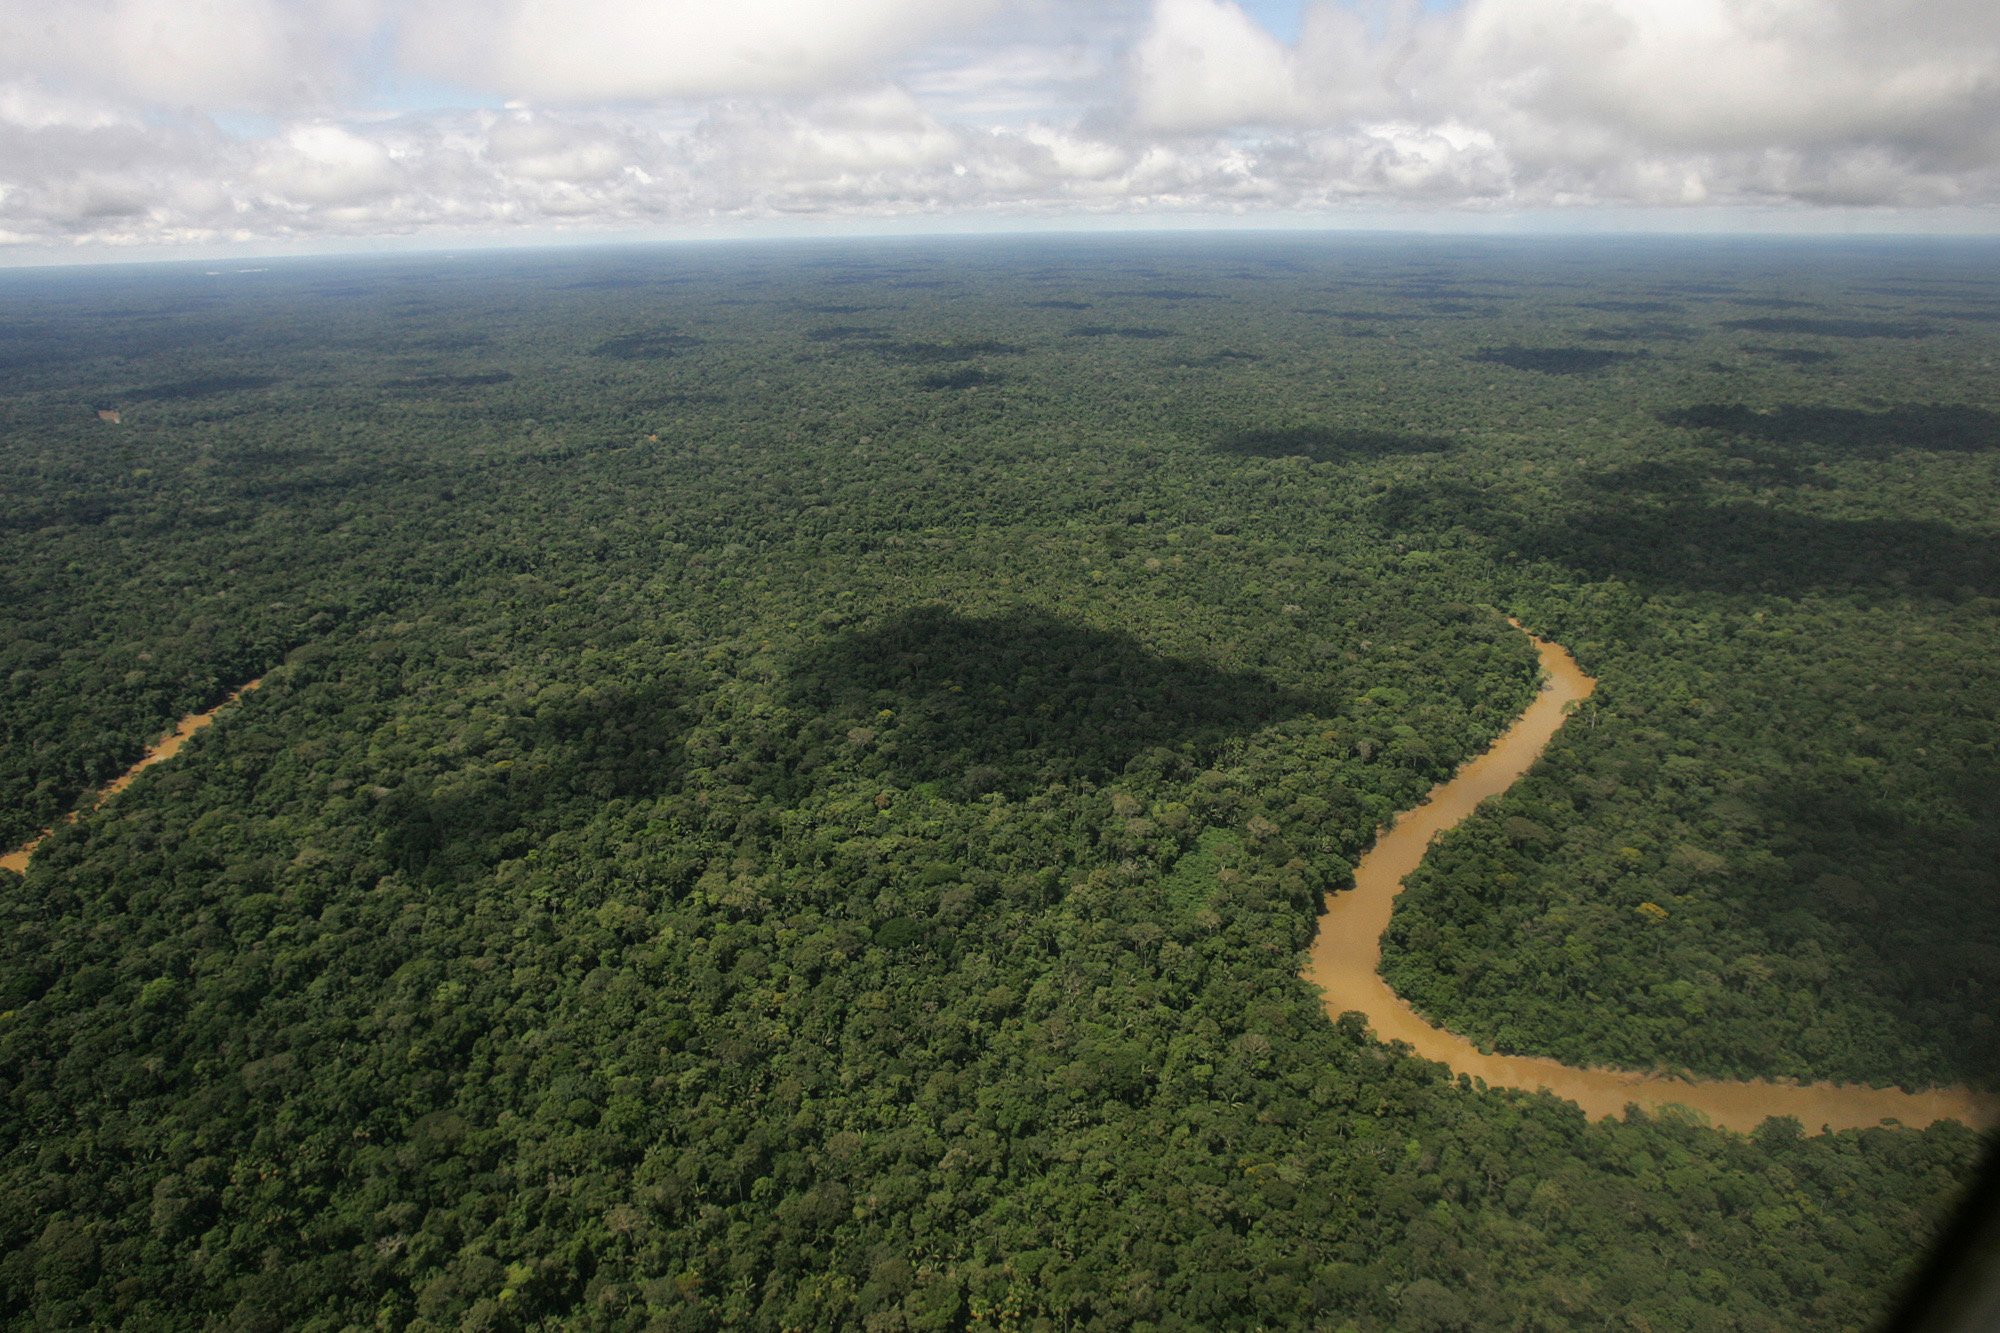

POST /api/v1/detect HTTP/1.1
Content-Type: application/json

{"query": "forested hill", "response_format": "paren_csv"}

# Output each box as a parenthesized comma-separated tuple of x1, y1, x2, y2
(0, 235, 1994, 1330)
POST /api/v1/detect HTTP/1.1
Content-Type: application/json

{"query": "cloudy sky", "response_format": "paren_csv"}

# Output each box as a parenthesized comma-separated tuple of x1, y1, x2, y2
(1, 0, 1996, 259)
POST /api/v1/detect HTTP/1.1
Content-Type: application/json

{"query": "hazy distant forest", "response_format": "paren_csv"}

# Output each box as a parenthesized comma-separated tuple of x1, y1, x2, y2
(1, 233, 1995, 1332)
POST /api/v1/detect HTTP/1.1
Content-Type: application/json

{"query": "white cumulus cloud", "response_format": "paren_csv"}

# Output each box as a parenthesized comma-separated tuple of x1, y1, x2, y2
(257, 123, 403, 205)
(0, 0, 379, 110)
(1132, 0, 1308, 129)
(397, 0, 1010, 101)
(1439, 0, 2000, 154)
(1124, 0, 2000, 209)
(0, 0, 1995, 254)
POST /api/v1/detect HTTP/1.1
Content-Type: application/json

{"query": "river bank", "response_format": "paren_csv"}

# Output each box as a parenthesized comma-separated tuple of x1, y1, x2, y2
(1, 679, 262, 875)
(1301, 629, 2000, 1135)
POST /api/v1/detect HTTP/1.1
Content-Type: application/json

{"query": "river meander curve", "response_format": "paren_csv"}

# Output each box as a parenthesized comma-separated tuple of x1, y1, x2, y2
(6, 664, 1993, 1133)
(1301, 629, 2000, 1135)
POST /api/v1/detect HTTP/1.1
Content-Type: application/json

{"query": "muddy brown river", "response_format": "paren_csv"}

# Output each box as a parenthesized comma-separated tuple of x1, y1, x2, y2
(1302, 630, 2000, 1134)
(1, 679, 262, 875)
(6, 662, 1994, 1133)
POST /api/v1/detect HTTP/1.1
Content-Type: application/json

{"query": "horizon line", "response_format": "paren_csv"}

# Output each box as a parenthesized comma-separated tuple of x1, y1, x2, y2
(5, 213, 2000, 275)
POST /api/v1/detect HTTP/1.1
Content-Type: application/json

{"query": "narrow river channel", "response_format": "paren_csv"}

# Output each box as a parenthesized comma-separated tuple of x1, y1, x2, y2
(8, 661, 1993, 1134)
(0, 679, 262, 875)
(1302, 630, 2000, 1135)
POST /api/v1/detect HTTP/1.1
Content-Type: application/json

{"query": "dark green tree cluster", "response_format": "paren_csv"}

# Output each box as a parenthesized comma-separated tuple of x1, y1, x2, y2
(0, 234, 1995, 1331)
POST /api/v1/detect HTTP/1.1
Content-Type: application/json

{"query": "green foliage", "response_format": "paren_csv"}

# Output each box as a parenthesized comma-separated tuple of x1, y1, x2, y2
(1160, 827, 1243, 922)
(0, 234, 1993, 1331)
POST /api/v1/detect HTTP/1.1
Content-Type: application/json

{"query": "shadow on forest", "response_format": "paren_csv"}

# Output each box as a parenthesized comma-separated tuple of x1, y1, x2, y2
(0, 322, 246, 374)
(1753, 348, 1837, 364)
(787, 606, 1321, 797)
(1724, 297, 1816, 310)
(1719, 317, 1932, 338)
(1580, 461, 1713, 495)
(1662, 403, 2000, 454)
(878, 340, 1028, 364)
(804, 326, 889, 343)
(384, 372, 514, 393)
(1215, 425, 1453, 463)
(1574, 300, 1683, 314)
(1583, 324, 1696, 343)
(1744, 765, 2000, 1072)
(381, 679, 692, 882)
(0, 496, 122, 533)
(1070, 326, 1175, 339)
(407, 332, 493, 353)
(632, 391, 726, 408)
(917, 368, 1005, 390)
(128, 374, 280, 401)
(228, 469, 392, 504)
(1294, 308, 1436, 322)
(1378, 478, 2000, 599)
(1376, 398, 2000, 598)
(1377, 285, 1489, 301)
(1470, 347, 1642, 375)
(1097, 289, 1216, 301)
(1174, 350, 1263, 368)
(1525, 502, 2000, 598)
(1584, 455, 1828, 494)
(589, 327, 704, 359)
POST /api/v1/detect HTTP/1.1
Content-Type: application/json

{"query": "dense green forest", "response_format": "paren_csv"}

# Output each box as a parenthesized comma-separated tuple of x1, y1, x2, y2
(0, 234, 1995, 1330)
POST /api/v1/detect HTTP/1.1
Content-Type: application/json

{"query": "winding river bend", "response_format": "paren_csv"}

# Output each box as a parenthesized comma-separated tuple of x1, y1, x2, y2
(1302, 631, 2000, 1135)
(6, 662, 1993, 1132)
(0, 679, 262, 875)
